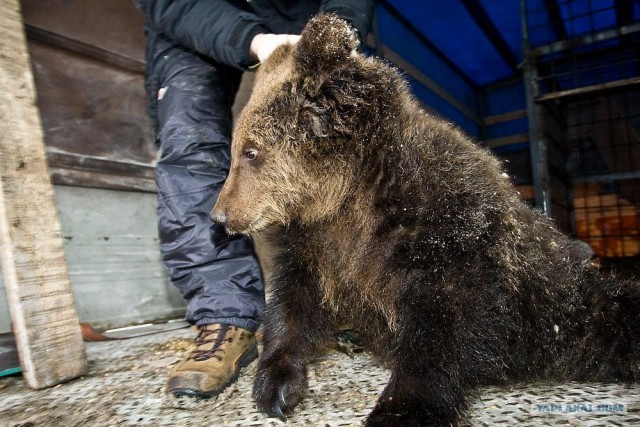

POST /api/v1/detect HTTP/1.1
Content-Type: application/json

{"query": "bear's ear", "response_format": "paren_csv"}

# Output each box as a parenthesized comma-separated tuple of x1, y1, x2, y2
(294, 13, 359, 82)
(301, 101, 331, 139)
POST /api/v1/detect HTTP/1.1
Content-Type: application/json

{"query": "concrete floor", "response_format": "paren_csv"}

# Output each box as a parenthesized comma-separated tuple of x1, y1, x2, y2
(1, 327, 640, 426)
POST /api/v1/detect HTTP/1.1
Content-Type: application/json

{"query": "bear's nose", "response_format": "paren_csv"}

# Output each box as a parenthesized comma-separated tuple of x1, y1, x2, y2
(210, 211, 228, 225)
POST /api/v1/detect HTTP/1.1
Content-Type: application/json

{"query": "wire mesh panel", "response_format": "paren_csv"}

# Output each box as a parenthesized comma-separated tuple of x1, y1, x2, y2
(567, 90, 640, 258)
(523, 0, 640, 123)
(523, 0, 640, 259)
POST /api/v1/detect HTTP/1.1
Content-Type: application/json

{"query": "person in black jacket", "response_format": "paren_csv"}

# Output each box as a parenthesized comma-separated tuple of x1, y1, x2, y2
(135, 0, 374, 401)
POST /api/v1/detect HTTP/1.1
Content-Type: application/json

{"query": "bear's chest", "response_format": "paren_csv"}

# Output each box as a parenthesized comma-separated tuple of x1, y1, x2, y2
(286, 220, 403, 326)
(302, 240, 401, 329)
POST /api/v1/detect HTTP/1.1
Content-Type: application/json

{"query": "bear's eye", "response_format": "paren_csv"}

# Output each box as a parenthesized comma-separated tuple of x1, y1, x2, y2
(244, 149, 259, 161)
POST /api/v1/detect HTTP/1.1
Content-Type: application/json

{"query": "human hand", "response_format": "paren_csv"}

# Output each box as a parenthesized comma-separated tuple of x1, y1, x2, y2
(250, 33, 301, 63)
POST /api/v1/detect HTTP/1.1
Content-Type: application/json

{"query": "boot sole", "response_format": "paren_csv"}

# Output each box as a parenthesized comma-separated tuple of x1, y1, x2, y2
(168, 344, 259, 401)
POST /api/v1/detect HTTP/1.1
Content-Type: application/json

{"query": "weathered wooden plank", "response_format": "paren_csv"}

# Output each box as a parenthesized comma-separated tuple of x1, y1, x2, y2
(47, 151, 157, 192)
(52, 186, 185, 328)
(28, 41, 155, 165)
(46, 151, 156, 178)
(19, 0, 156, 192)
(21, 0, 146, 64)
(25, 24, 145, 74)
(0, 0, 87, 389)
(49, 168, 157, 193)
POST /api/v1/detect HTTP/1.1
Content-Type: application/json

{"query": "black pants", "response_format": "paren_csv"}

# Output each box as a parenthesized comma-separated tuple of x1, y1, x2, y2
(150, 43, 264, 332)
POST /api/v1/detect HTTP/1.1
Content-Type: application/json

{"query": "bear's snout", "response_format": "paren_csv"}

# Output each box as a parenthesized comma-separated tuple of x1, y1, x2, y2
(210, 210, 228, 226)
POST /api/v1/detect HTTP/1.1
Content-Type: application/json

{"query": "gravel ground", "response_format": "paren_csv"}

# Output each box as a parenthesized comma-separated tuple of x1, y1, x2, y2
(1, 327, 639, 426)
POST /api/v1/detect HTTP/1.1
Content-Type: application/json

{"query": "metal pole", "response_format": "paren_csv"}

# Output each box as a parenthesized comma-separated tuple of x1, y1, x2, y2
(521, 0, 553, 216)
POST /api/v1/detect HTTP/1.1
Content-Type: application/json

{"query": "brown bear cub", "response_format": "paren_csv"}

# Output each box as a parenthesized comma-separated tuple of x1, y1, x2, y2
(211, 14, 640, 426)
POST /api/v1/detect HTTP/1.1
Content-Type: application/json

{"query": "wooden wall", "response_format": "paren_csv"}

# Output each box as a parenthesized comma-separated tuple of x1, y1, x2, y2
(0, 186, 186, 333)
(0, 1, 258, 333)
(21, 0, 156, 192)
(0, 1, 190, 333)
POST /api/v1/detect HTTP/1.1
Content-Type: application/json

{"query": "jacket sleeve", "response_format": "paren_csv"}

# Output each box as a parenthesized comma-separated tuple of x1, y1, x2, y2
(140, 0, 269, 69)
(320, 0, 375, 45)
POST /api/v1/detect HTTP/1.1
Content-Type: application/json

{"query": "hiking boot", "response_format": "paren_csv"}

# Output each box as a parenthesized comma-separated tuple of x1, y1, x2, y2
(165, 324, 258, 399)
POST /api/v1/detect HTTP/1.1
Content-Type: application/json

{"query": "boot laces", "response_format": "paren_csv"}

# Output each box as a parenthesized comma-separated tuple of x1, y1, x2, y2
(188, 325, 234, 362)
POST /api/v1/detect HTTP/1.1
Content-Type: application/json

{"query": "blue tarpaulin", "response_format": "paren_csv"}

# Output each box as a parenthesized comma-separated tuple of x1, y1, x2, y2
(374, 0, 640, 142)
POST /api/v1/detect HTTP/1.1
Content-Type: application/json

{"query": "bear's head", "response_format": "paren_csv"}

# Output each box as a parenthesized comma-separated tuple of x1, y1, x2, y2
(211, 14, 399, 234)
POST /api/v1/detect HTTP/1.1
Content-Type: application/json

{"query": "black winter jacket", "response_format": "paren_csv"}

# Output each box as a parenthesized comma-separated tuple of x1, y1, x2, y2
(136, 0, 375, 70)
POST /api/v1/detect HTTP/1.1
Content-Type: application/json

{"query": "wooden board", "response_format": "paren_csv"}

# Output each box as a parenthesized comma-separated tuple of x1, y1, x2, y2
(28, 40, 155, 162)
(0, 0, 87, 389)
(19, 0, 155, 192)
(21, 0, 146, 64)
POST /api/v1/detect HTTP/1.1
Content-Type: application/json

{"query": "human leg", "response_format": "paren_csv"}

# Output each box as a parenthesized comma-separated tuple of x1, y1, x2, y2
(154, 50, 264, 332)
(150, 47, 264, 398)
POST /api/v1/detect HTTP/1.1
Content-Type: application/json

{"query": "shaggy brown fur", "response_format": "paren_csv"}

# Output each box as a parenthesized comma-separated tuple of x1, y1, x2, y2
(211, 14, 640, 426)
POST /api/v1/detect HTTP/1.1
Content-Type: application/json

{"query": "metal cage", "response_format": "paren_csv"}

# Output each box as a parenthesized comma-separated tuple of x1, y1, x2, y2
(522, 0, 640, 258)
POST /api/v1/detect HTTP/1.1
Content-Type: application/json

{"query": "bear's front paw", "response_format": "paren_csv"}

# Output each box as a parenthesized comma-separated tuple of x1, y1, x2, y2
(253, 354, 308, 420)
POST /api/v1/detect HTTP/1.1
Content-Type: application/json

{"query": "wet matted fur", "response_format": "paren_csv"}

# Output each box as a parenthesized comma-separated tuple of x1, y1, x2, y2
(211, 14, 640, 427)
